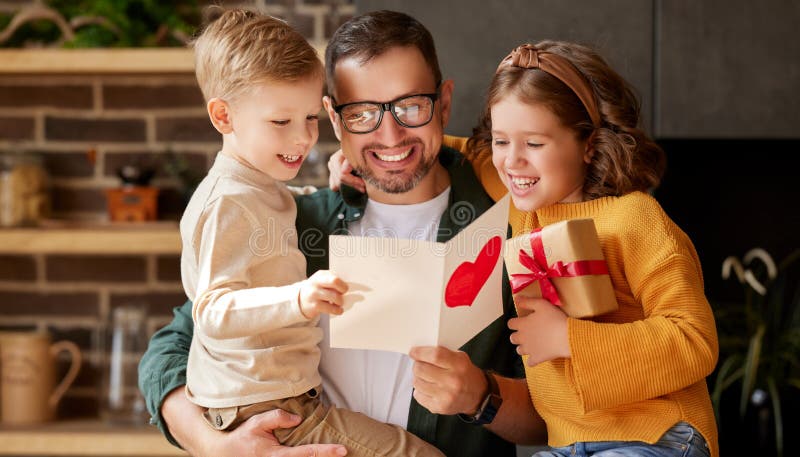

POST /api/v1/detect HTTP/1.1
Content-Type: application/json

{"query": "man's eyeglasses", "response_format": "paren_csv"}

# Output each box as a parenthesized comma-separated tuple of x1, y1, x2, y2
(332, 91, 439, 134)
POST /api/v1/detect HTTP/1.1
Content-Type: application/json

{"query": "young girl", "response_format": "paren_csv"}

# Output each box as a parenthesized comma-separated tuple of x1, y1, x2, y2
(466, 41, 718, 457)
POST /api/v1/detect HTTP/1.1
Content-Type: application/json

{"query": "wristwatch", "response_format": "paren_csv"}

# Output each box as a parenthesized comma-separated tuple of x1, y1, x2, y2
(457, 370, 502, 425)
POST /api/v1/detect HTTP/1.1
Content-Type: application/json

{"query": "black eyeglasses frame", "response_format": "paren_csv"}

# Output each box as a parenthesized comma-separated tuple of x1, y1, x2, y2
(331, 90, 440, 134)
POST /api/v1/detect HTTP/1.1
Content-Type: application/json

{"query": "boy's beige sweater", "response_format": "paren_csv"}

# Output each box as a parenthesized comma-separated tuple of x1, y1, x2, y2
(181, 152, 320, 408)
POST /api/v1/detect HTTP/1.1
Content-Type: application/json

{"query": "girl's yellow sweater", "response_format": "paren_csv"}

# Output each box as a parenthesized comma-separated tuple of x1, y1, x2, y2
(445, 136, 719, 457)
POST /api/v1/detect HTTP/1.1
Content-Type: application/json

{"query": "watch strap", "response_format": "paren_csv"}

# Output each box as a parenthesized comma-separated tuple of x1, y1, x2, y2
(457, 370, 502, 425)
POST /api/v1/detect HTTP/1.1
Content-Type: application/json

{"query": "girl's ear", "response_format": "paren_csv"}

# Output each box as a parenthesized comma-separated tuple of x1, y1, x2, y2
(322, 96, 342, 141)
(583, 140, 595, 164)
(207, 98, 233, 134)
(583, 145, 594, 165)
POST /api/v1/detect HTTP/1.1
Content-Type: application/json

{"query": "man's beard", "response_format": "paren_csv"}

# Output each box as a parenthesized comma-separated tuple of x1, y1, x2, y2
(354, 140, 439, 194)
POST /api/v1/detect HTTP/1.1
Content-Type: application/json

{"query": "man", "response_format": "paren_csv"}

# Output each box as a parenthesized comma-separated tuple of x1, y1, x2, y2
(138, 10, 545, 457)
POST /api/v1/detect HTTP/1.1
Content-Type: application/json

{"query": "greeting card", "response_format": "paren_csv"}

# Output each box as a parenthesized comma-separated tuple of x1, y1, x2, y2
(329, 196, 510, 354)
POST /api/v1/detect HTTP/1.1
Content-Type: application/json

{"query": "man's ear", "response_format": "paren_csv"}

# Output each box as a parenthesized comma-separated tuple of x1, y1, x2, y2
(322, 96, 342, 141)
(207, 98, 233, 134)
(438, 79, 455, 129)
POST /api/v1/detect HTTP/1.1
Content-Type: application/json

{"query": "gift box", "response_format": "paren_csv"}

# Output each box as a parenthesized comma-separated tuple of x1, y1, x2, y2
(504, 218, 618, 318)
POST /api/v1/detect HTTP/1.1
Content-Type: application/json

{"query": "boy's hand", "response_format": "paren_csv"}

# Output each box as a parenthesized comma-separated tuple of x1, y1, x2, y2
(299, 270, 348, 319)
(507, 297, 571, 366)
(327, 149, 366, 193)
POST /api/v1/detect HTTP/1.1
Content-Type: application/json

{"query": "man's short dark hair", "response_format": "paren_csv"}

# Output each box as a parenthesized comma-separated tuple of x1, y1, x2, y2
(325, 10, 442, 97)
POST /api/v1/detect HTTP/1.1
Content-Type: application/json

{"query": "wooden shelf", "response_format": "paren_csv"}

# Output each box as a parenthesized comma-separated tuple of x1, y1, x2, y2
(0, 49, 195, 74)
(0, 221, 181, 254)
(0, 420, 185, 456)
(0, 43, 326, 74)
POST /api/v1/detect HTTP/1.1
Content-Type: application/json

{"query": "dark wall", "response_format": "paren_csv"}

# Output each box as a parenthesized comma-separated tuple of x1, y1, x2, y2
(354, 0, 800, 301)
(356, 0, 800, 138)
(657, 0, 800, 138)
(654, 139, 800, 300)
(356, 0, 654, 137)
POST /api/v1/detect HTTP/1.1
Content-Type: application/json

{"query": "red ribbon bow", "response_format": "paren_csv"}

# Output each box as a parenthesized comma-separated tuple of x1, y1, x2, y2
(509, 227, 609, 306)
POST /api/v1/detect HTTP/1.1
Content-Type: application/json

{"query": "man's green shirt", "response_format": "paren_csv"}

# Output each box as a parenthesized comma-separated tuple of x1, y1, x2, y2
(138, 147, 523, 457)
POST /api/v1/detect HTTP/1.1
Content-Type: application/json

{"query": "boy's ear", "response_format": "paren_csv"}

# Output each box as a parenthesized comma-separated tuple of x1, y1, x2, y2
(207, 98, 233, 134)
(438, 79, 455, 129)
(322, 96, 342, 141)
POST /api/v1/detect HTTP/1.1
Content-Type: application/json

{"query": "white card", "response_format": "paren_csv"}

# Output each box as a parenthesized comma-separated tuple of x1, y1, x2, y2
(329, 195, 510, 354)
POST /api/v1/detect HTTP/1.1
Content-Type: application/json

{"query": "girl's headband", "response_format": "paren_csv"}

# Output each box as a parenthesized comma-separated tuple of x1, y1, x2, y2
(497, 44, 602, 128)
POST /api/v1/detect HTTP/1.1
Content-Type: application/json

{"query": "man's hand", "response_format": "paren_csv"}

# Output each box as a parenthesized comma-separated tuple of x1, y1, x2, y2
(209, 409, 348, 457)
(160, 387, 347, 457)
(327, 149, 366, 193)
(408, 346, 487, 416)
(507, 297, 571, 366)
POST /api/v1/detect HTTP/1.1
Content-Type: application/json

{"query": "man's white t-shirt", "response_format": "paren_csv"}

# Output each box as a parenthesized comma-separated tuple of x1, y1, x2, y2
(318, 187, 451, 428)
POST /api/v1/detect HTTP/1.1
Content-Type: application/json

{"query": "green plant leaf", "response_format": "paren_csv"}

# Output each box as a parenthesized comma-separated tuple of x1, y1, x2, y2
(767, 377, 784, 457)
(715, 248, 800, 448)
(712, 354, 744, 423)
(4, 0, 201, 48)
(741, 324, 765, 417)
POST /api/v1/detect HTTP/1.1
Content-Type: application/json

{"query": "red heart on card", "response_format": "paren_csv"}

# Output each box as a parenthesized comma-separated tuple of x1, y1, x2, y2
(445, 236, 503, 308)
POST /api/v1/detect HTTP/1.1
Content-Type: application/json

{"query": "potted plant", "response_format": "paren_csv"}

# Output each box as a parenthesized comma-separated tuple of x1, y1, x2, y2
(712, 248, 800, 457)
(0, 0, 200, 48)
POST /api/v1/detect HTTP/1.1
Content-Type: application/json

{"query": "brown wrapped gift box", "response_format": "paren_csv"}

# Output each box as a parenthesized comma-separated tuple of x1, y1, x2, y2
(503, 218, 618, 318)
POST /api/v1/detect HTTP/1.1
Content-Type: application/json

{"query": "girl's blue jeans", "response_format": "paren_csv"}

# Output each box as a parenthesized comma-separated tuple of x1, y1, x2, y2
(532, 422, 710, 457)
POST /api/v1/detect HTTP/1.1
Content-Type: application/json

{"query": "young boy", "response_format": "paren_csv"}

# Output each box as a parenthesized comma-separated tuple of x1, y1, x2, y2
(181, 8, 443, 456)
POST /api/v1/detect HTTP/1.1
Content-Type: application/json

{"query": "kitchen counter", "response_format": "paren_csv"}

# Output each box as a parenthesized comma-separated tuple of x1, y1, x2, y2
(0, 420, 185, 456)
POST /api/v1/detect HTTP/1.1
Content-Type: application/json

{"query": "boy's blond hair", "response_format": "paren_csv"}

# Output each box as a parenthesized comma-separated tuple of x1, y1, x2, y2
(192, 8, 323, 102)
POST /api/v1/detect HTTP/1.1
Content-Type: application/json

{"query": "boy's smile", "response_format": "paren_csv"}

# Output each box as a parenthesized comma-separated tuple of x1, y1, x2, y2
(278, 153, 304, 169)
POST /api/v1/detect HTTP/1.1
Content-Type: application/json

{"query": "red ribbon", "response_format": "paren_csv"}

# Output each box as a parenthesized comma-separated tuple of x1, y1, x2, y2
(509, 227, 609, 306)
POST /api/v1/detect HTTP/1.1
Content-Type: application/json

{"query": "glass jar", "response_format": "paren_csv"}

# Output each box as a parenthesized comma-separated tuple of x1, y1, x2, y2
(0, 152, 51, 227)
(99, 305, 149, 425)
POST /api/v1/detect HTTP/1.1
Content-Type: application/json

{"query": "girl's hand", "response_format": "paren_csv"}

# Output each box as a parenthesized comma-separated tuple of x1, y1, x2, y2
(327, 149, 366, 193)
(299, 270, 348, 319)
(508, 297, 571, 366)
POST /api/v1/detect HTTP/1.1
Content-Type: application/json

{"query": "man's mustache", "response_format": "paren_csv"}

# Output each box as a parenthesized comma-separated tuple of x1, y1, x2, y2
(361, 137, 423, 152)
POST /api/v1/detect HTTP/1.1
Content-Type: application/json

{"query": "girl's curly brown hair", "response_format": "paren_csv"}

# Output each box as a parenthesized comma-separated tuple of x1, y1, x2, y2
(467, 40, 665, 200)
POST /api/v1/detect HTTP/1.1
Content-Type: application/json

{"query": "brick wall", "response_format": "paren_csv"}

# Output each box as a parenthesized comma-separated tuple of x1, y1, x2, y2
(0, 0, 354, 421)
(0, 253, 186, 418)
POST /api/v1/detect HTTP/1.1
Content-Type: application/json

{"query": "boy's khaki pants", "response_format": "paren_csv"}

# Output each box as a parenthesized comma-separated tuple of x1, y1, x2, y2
(203, 386, 444, 457)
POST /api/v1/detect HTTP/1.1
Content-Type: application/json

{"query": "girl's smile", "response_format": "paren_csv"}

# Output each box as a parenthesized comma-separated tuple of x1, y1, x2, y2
(490, 95, 592, 212)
